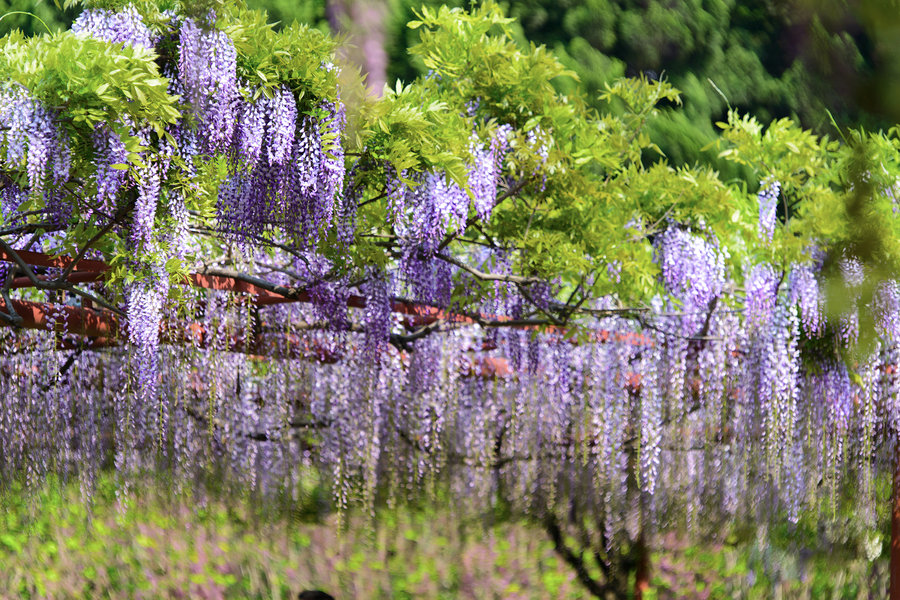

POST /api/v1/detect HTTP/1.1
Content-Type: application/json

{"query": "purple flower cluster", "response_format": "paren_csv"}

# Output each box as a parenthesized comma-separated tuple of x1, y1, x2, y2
(385, 125, 512, 252)
(760, 302, 800, 475)
(876, 280, 900, 343)
(125, 265, 168, 407)
(757, 179, 780, 242)
(788, 263, 822, 336)
(217, 90, 346, 246)
(4, 264, 900, 544)
(72, 4, 153, 49)
(656, 227, 726, 333)
(309, 280, 350, 332)
(400, 245, 452, 306)
(266, 87, 297, 167)
(0, 84, 69, 201)
(838, 256, 865, 345)
(640, 336, 662, 494)
(179, 17, 239, 154)
(744, 263, 778, 330)
(10, 3, 900, 552)
(362, 272, 392, 360)
(237, 96, 266, 165)
(91, 124, 130, 216)
(132, 159, 161, 248)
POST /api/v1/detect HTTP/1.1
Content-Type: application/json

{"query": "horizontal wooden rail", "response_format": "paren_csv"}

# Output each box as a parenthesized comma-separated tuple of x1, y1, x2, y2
(7, 298, 120, 337)
(0, 249, 652, 378)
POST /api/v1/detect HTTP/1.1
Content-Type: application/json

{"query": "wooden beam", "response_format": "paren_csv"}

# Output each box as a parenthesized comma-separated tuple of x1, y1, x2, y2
(7, 298, 119, 338)
(0, 248, 110, 273)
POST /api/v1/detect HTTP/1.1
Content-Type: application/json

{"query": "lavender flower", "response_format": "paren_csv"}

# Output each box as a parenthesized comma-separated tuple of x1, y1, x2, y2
(237, 96, 267, 165)
(656, 227, 726, 333)
(266, 87, 297, 167)
(178, 17, 238, 154)
(788, 263, 822, 336)
(92, 123, 129, 214)
(72, 4, 153, 49)
(757, 179, 780, 242)
(745, 263, 779, 330)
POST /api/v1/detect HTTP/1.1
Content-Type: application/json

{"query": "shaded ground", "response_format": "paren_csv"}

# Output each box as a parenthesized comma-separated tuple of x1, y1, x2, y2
(0, 474, 887, 599)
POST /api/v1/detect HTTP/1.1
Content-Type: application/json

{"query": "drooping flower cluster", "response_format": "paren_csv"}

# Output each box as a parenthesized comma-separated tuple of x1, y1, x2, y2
(788, 263, 822, 336)
(656, 226, 726, 333)
(839, 255, 865, 345)
(0, 84, 70, 205)
(757, 179, 780, 242)
(91, 124, 130, 216)
(876, 280, 900, 343)
(361, 271, 393, 361)
(0, 249, 896, 553)
(745, 262, 779, 330)
(217, 91, 346, 245)
(386, 124, 514, 249)
(125, 265, 168, 407)
(72, 4, 153, 49)
(4, 4, 900, 571)
(469, 125, 512, 220)
(178, 17, 239, 154)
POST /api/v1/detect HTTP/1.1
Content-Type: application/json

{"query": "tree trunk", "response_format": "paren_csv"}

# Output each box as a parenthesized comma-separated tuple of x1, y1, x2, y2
(634, 534, 651, 600)
(891, 436, 900, 600)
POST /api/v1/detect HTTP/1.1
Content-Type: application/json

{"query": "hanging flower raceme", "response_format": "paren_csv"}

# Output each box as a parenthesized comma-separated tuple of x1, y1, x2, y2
(656, 226, 726, 334)
(744, 262, 779, 330)
(761, 301, 801, 476)
(757, 179, 780, 243)
(315, 100, 346, 227)
(876, 279, 900, 343)
(788, 263, 823, 336)
(0, 84, 34, 169)
(72, 4, 154, 49)
(236, 95, 266, 166)
(9, 2, 900, 567)
(361, 271, 393, 361)
(0, 84, 70, 203)
(218, 91, 345, 247)
(839, 255, 865, 345)
(294, 114, 322, 197)
(125, 266, 168, 405)
(387, 171, 448, 250)
(91, 124, 130, 216)
(640, 335, 663, 495)
(265, 86, 297, 167)
(178, 16, 239, 154)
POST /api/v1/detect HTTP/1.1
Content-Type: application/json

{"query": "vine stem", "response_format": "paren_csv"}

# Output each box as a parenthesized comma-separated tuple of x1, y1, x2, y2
(0, 11, 53, 33)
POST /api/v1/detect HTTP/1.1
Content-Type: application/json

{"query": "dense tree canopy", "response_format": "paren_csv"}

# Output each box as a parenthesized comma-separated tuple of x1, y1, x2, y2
(2, 0, 900, 595)
(386, 0, 899, 174)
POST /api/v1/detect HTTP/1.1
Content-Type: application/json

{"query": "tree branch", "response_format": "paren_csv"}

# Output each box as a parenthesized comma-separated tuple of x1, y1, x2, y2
(543, 513, 611, 598)
(435, 252, 542, 285)
(40, 347, 85, 392)
(437, 176, 533, 252)
(0, 240, 124, 315)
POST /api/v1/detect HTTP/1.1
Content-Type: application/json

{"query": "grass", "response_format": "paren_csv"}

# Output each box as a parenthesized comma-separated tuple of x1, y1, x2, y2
(0, 471, 889, 599)
(0, 472, 587, 599)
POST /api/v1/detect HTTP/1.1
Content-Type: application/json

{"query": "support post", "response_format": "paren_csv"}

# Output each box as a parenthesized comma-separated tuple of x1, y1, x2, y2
(634, 534, 650, 600)
(892, 437, 900, 600)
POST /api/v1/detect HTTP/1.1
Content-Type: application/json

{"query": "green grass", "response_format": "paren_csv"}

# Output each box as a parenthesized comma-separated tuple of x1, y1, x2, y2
(0, 473, 588, 599)
(0, 472, 889, 599)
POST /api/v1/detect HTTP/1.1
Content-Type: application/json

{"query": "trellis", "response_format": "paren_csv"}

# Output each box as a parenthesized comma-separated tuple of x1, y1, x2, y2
(4, 246, 900, 598)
